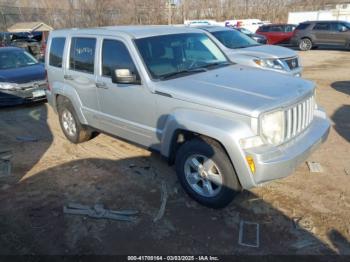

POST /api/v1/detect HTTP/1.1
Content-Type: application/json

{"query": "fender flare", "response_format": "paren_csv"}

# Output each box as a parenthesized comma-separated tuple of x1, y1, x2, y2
(159, 109, 256, 189)
(52, 82, 88, 125)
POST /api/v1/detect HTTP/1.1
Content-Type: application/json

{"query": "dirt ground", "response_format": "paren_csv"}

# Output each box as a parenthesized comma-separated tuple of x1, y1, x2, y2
(0, 48, 349, 256)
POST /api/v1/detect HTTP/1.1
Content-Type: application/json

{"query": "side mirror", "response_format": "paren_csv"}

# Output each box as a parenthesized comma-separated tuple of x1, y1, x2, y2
(111, 69, 141, 85)
(340, 26, 348, 32)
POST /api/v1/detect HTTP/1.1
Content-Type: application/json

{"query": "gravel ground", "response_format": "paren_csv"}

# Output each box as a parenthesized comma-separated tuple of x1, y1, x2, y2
(0, 48, 349, 255)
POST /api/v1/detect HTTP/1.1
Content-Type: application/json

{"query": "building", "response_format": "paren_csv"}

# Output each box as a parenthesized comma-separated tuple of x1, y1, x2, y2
(288, 1, 350, 24)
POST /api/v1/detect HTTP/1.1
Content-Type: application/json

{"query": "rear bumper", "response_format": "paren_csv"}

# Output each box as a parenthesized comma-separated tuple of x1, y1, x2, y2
(290, 37, 300, 46)
(243, 108, 330, 187)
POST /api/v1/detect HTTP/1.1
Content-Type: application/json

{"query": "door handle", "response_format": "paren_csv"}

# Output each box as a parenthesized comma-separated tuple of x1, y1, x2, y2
(96, 82, 108, 89)
(64, 74, 74, 80)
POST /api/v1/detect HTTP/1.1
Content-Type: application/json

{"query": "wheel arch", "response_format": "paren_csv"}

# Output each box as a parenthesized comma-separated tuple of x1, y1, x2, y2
(54, 88, 88, 125)
(159, 110, 256, 189)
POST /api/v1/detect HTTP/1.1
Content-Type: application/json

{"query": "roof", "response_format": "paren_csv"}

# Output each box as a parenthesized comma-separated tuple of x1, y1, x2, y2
(260, 24, 297, 26)
(300, 20, 349, 23)
(7, 22, 53, 33)
(52, 25, 204, 39)
(191, 26, 231, 33)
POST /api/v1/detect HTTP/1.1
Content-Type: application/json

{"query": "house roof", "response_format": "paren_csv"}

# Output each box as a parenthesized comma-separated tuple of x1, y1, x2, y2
(7, 22, 53, 33)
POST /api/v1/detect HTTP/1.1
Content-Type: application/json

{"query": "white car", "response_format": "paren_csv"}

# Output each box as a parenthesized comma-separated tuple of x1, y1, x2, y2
(198, 26, 302, 77)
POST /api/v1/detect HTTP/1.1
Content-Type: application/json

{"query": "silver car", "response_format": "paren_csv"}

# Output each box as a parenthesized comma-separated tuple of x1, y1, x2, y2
(46, 26, 329, 208)
(197, 26, 302, 77)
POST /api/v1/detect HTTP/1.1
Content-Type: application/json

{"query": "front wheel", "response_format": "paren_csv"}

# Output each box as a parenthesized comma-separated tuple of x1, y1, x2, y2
(175, 138, 241, 209)
(299, 38, 313, 51)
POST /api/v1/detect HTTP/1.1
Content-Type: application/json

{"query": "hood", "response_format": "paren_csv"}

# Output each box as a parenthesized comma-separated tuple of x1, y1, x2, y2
(0, 63, 46, 84)
(228, 45, 297, 59)
(153, 65, 314, 117)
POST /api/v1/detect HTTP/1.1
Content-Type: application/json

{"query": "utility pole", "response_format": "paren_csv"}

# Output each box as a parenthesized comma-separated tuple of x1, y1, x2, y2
(182, 0, 187, 22)
(168, 0, 173, 25)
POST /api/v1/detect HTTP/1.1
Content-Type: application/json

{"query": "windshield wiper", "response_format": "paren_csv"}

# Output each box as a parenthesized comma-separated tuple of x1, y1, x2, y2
(202, 61, 231, 69)
(160, 68, 207, 80)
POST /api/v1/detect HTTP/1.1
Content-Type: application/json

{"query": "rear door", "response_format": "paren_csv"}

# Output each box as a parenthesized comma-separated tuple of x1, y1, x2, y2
(64, 36, 99, 126)
(47, 36, 66, 96)
(312, 22, 334, 44)
(266, 25, 285, 44)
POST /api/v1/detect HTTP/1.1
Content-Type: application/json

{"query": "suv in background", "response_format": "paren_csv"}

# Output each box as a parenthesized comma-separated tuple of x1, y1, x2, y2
(291, 21, 350, 51)
(256, 24, 297, 45)
(46, 26, 330, 208)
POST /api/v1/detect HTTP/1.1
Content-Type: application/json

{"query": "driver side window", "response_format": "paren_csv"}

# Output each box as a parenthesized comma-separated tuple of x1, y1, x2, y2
(101, 39, 137, 78)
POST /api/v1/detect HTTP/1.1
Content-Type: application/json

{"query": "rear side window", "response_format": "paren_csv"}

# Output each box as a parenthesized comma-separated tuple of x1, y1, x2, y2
(296, 23, 311, 30)
(285, 25, 296, 32)
(69, 37, 96, 74)
(258, 26, 269, 32)
(313, 23, 331, 31)
(49, 37, 65, 68)
(101, 39, 137, 77)
(269, 26, 284, 32)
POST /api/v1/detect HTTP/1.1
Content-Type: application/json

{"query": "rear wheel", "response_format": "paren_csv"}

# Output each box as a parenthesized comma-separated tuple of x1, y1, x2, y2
(57, 96, 95, 144)
(299, 38, 313, 51)
(175, 138, 241, 209)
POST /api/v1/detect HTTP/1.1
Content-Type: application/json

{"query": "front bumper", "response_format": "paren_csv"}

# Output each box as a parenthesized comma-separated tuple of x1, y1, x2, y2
(243, 108, 330, 187)
(0, 87, 47, 107)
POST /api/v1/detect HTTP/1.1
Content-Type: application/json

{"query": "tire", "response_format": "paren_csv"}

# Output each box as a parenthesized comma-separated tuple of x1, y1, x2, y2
(175, 138, 241, 209)
(299, 38, 313, 51)
(57, 96, 94, 144)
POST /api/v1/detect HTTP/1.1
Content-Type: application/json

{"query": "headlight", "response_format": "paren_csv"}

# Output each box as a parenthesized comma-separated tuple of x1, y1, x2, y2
(254, 58, 285, 71)
(261, 111, 285, 145)
(0, 82, 19, 90)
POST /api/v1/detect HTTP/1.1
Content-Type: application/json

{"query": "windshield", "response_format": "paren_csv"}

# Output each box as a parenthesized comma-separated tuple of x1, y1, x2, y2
(345, 22, 350, 29)
(135, 33, 229, 80)
(211, 29, 259, 49)
(0, 50, 38, 69)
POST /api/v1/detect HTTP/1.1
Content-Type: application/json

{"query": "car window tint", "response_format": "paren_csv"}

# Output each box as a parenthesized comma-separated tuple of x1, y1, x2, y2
(101, 39, 137, 77)
(313, 23, 331, 31)
(49, 37, 65, 68)
(269, 26, 283, 32)
(69, 37, 96, 74)
(285, 25, 296, 32)
(331, 23, 346, 31)
(296, 23, 310, 30)
(258, 26, 269, 32)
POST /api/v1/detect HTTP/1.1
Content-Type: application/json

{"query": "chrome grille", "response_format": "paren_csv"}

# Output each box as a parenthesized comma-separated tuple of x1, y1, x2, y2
(17, 80, 47, 90)
(284, 57, 299, 70)
(284, 95, 315, 141)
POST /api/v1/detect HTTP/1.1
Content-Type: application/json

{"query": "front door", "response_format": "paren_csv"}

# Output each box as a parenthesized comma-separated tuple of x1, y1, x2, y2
(331, 22, 350, 46)
(95, 38, 157, 148)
